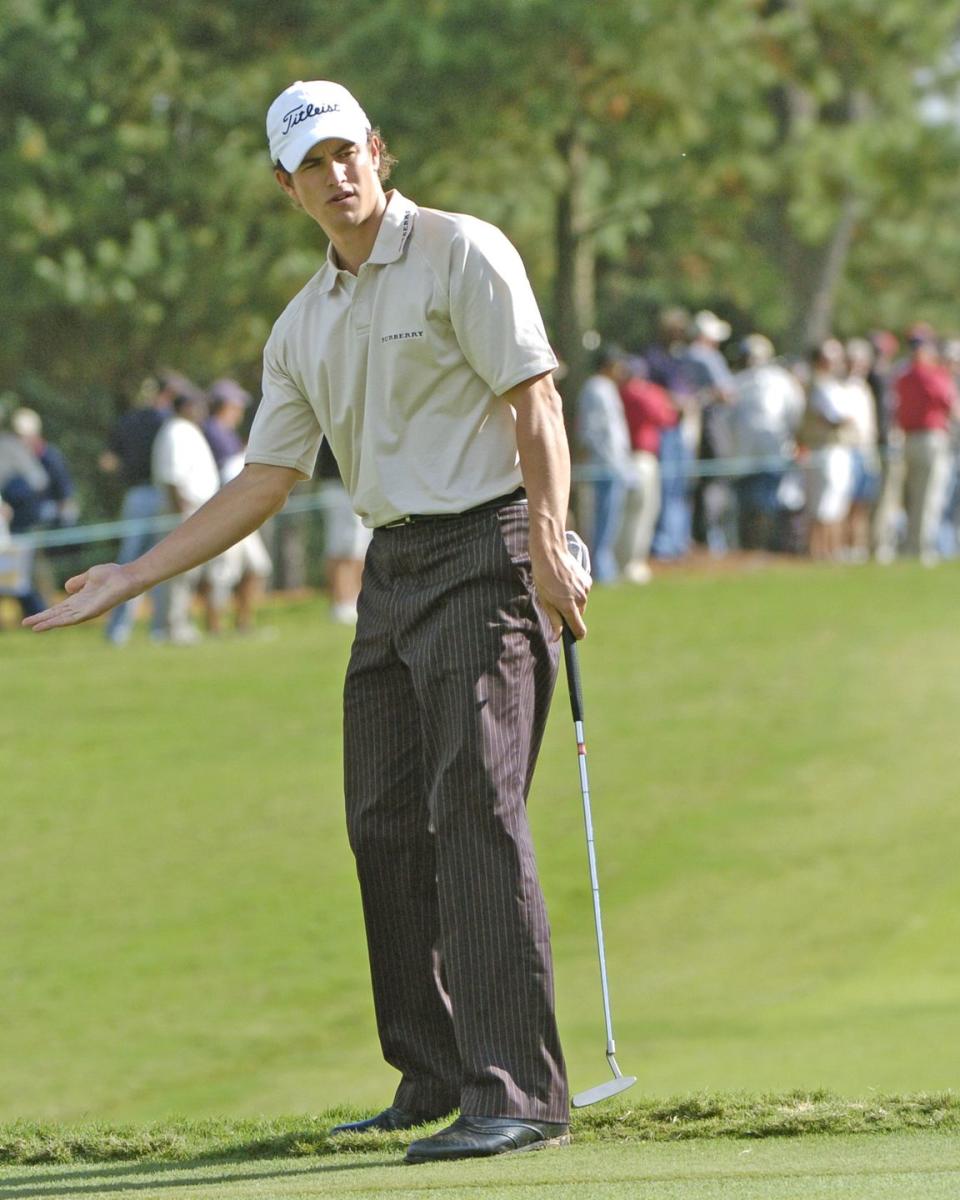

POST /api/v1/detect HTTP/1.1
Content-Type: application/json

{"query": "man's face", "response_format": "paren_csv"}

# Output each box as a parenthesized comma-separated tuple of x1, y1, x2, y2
(276, 136, 383, 241)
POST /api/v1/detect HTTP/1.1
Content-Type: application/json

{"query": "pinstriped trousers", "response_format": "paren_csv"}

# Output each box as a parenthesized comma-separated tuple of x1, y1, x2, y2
(342, 499, 569, 1122)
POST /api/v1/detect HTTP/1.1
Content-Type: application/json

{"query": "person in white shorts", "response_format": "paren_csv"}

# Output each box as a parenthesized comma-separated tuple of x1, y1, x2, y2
(151, 390, 220, 642)
(316, 440, 370, 624)
(202, 379, 272, 633)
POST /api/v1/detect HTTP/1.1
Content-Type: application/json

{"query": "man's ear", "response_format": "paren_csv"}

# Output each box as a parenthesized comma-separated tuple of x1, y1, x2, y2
(274, 166, 300, 208)
(368, 134, 382, 173)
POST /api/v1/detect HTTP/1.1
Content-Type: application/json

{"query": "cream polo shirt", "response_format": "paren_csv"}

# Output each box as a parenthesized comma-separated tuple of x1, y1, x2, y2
(245, 190, 558, 527)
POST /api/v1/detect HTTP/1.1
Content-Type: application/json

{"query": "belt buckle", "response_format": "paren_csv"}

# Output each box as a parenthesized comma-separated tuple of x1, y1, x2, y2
(383, 514, 415, 529)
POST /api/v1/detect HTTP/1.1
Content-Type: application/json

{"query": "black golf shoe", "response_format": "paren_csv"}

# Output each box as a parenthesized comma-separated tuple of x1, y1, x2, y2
(404, 1114, 570, 1162)
(329, 1105, 450, 1136)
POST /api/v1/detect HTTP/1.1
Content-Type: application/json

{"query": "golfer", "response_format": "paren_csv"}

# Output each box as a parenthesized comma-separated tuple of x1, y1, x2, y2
(25, 80, 590, 1164)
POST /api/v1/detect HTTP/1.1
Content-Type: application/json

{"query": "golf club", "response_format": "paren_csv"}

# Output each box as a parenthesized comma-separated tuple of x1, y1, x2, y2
(563, 530, 637, 1108)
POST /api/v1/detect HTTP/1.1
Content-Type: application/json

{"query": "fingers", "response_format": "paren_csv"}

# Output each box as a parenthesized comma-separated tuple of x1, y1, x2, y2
(541, 596, 588, 642)
(22, 600, 87, 632)
(562, 601, 588, 641)
(64, 572, 89, 594)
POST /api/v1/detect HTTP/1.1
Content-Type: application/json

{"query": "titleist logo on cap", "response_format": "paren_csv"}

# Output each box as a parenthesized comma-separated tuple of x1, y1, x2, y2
(282, 102, 341, 136)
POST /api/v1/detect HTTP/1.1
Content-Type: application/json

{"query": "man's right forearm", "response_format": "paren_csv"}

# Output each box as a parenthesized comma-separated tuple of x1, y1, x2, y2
(126, 463, 302, 593)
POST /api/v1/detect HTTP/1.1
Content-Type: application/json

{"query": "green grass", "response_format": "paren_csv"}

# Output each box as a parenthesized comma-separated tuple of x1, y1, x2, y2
(3, 564, 960, 1125)
(2, 1132, 959, 1199)
(3, 1094, 960, 1165)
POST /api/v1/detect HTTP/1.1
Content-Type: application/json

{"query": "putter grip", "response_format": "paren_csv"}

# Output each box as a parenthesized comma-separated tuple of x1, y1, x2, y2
(562, 624, 584, 723)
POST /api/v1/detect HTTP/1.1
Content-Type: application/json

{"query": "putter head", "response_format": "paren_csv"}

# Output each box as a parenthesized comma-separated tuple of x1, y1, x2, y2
(572, 1074, 637, 1108)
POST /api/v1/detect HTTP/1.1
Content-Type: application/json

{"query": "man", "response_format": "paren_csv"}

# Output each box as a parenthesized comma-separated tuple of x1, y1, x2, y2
(316, 438, 370, 625)
(99, 370, 201, 645)
(615, 356, 677, 582)
(24, 79, 589, 1163)
(0, 399, 50, 617)
(574, 345, 633, 583)
(10, 407, 78, 530)
(729, 334, 804, 552)
(645, 307, 696, 559)
(151, 388, 221, 643)
(894, 326, 959, 564)
(201, 378, 273, 635)
(799, 339, 855, 561)
(685, 310, 736, 554)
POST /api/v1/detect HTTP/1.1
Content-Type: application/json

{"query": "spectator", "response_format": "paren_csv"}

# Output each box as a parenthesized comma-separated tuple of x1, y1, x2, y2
(646, 307, 696, 559)
(9, 406, 79, 609)
(151, 389, 220, 643)
(101, 371, 201, 645)
(615, 356, 677, 583)
(0, 417, 48, 536)
(938, 339, 960, 558)
(317, 440, 371, 624)
(575, 345, 633, 582)
(0, 489, 39, 623)
(894, 327, 959, 564)
(868, 331, 905, 563)
(685, 310, 737, 555)
(799, 339, 854, 561)
(0, 401, 49, 617)
(729, 334, 805, 551)
(841, 340, 881, 562)
(201, 379, 273, 635)
(10, 408, 78, 530)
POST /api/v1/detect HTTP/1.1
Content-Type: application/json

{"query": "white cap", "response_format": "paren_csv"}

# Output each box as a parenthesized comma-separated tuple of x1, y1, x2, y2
(742, 333, 774, 365)
(267, 80, 371, 172)
(691, 310, 732, 344)
(11, 407, 42, 438)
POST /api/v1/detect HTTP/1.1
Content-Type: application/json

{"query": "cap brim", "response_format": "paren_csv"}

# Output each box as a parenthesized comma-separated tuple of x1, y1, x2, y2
(277, 119, 370, 172)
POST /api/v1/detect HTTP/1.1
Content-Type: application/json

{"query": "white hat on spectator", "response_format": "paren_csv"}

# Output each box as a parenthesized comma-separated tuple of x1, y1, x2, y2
(742, 333, 774, 366)
(692, 310, 732, 344)
(11, 407, 42, 438)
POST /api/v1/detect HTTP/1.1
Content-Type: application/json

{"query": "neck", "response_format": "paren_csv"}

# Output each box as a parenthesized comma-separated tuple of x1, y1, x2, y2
(330, 190, 390, 275)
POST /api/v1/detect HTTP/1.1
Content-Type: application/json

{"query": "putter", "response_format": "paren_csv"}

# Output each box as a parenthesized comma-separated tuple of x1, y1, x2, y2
(563, 531, 637, 1108)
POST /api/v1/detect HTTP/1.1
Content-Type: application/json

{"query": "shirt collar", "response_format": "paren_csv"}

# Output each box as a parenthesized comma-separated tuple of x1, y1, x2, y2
(315, 190, 418, 294)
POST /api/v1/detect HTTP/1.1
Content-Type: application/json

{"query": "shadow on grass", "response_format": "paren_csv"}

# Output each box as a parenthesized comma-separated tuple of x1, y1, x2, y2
(0, 1152, 402, 1199)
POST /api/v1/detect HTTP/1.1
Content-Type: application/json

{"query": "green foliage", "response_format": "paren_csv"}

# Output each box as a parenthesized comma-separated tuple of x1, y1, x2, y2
(2, 0, 960, 462)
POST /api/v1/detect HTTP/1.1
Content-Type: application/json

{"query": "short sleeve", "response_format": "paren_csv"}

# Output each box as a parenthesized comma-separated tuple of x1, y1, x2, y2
(448, 221, 558, 397)
(245, 334, 324, 477)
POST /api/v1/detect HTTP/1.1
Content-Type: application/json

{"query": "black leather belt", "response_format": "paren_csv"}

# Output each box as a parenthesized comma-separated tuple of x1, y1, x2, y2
(381, 487, 526, 528)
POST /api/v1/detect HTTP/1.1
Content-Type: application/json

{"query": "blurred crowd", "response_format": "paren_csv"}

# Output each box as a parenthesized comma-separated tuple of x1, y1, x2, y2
(573, 310, 960, 582)
(4, 310, 959, 633)
(0, 368, 372, 638)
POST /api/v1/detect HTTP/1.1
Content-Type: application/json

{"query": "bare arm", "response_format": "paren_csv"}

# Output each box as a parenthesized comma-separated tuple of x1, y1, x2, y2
(507, 372, 590, 640)
(23, 463, 303, 632)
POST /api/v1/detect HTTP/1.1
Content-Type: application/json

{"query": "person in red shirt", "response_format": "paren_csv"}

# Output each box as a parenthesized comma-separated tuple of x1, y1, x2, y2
(615, 356, 678, 583)
(894, 328, 959, 563)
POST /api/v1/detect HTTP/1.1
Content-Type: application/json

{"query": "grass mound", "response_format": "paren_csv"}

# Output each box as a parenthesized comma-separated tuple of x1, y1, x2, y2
(3, 1092, 958, 1166)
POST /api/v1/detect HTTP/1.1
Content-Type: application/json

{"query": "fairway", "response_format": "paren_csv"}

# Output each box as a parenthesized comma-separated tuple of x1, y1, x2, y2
(3, 563, 960, 1123)
(2, 1134, 959, 1199)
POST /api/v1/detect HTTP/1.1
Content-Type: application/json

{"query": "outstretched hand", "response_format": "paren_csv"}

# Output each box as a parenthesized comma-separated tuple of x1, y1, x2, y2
(22, 563, 137, 632)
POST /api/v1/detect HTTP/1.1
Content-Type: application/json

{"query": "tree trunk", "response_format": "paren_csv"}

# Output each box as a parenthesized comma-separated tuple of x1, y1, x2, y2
(797, 191, 861, 348)
(553, 126, 595, 413)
